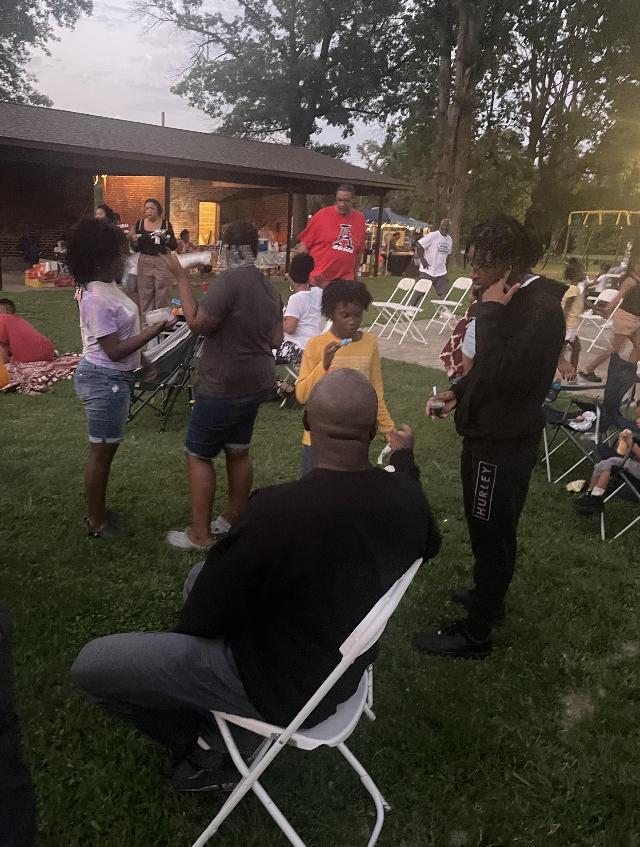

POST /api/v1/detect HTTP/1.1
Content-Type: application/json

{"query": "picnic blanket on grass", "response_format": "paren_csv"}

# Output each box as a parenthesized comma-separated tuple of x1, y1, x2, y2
(1, 354, 81, 395)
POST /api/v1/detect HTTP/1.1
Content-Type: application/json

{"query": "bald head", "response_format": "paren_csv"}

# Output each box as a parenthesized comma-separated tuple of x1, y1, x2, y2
(305, 370, 378, 448)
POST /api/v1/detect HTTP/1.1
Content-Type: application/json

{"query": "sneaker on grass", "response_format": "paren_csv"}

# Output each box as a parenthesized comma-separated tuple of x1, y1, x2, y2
(412, 620, 492, 660)
(210, 515, 231, 536)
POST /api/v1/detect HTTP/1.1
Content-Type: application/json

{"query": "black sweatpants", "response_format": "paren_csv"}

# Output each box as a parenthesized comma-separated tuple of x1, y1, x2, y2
(460, 437, 539, 631)
(0, 606, 37, 847)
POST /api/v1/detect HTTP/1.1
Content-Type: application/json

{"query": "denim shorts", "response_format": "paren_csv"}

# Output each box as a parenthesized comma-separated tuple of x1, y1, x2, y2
(185, 392, 265, 460)
(74, 359, 133, 444)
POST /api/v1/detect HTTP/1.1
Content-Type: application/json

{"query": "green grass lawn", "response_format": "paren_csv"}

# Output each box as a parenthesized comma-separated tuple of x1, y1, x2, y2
(2, 288, 640, 847)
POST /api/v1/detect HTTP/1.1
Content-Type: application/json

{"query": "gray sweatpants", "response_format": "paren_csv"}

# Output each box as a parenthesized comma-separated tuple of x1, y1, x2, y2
(71, 564, 262, 756)
(594, 455, 640, 480)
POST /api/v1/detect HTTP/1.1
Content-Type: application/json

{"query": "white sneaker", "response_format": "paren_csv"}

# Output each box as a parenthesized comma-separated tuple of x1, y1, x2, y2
(166, 529, 212, 551)
(210, 515, 231, 536)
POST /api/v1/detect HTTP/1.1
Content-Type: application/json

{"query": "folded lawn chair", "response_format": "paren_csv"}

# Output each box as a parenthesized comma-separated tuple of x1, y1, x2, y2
(191, 558, 423, 847)
(542, 353, 637, 484)
(425, 276, 473, 335)
(128, 322, 201, 431)
(379, 279, 432, 345)
(368, 277, 416, 335)
(576, 288, 620, 352)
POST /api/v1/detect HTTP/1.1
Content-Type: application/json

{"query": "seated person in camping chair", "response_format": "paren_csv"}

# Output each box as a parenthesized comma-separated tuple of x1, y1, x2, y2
(575, 418, 640, 514)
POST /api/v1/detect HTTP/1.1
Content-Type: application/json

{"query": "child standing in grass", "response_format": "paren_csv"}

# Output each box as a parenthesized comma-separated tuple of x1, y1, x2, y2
(295, 279, 394, 474)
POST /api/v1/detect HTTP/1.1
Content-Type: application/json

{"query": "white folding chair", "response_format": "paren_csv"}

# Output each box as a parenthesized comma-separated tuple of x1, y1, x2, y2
(380, 279, 432, 345)
(368, 278, 416, 335)
(191, 558, 424, 847)
(425, 277, 473, 335)
(576, 288, 620, 352)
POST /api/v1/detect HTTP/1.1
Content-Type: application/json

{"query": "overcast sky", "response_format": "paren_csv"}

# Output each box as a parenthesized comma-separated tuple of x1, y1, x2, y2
(28, 0, 386, 166)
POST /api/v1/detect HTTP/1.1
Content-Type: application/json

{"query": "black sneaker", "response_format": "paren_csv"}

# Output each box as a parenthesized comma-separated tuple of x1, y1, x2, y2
(413, 620, 492, 659)
(579, 371, 601, 384)
(450, 588, 506, 624)
(574, 491, 604, 514)
(169, 749, 239, 793)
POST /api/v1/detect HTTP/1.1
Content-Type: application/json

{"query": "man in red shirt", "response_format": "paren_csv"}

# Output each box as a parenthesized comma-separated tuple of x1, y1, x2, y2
(297, 184, 366, 287)
(0, 299, 55, 364)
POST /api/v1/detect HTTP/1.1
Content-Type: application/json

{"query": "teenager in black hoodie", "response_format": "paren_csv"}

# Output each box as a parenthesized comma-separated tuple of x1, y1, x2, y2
(414, 216, 566, 659)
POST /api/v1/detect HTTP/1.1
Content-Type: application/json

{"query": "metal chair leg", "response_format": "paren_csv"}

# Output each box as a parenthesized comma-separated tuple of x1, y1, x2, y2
(337, 742, 389, 847)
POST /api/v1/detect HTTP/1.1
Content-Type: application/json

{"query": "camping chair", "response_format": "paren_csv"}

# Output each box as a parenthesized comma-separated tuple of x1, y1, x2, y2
(380, 279, 432, 345)
(191, 558, 424, 847)
(542, 353, 637, 484)
(274, 356, 300, 409)
(425, 277, 473, 335)
(128, 322, 200, 431)
(368, 278, 416, 335)
(589, 437, 640, 542)
(576, 288, 620, 352)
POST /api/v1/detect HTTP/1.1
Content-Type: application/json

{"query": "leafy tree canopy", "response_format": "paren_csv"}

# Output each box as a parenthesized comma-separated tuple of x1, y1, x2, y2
(0, 0, 92, 105)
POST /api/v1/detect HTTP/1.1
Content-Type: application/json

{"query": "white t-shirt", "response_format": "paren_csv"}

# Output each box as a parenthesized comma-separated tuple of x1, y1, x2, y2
(461, 318, 476, 360)
(419, 231, 452, 276)
(283, 287, 323, 349)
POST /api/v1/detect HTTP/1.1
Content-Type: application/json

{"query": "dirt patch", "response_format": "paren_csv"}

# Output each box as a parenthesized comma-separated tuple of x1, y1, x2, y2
(561, 693, 594, 727)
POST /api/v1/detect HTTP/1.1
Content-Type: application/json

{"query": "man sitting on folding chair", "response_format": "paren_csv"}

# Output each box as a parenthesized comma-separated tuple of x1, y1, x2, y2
(71, 369, 440, 793)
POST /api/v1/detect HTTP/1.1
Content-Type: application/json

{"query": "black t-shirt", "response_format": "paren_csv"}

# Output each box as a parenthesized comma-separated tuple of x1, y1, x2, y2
(198, 266, 282, 398)
(175, 452, 440, 727)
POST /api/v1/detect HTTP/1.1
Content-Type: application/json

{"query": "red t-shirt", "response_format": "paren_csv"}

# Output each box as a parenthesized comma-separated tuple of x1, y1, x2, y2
(298, 206, 366, 285)
(0, 314, 55, 363)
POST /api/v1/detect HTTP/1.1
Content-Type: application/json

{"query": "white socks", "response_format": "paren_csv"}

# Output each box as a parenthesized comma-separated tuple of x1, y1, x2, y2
(591, 486, 605, 497)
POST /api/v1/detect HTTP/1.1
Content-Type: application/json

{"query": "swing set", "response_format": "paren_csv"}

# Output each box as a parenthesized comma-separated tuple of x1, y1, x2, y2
(561, 209, 640, 260)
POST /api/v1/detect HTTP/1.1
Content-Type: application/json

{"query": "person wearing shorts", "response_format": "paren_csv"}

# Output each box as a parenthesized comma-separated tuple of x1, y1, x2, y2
(164, 222, 283, 551)
(69, 218, 174, 539)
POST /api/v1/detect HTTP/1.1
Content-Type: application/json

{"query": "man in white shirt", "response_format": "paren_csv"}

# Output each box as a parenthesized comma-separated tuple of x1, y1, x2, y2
(417, 218, 453, 297)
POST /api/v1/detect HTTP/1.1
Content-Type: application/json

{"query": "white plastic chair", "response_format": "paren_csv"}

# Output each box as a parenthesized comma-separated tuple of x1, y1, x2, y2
(380, 279, 432, 345)
(425, 277, 473, 335)
(191, 558, 424, 847)
(368, 278, 416, 335)
(577, 288, 620, 352)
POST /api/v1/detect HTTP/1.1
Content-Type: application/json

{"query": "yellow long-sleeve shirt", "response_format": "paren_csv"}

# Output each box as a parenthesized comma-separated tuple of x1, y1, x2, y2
(295, 329, 395, 446)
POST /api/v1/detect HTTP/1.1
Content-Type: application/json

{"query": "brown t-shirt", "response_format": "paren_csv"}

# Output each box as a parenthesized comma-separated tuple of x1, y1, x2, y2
(198, 265, 282, 398)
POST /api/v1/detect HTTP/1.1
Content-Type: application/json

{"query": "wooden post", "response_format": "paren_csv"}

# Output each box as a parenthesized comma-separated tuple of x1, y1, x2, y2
(285, 190, 294, 272)
(373, 195, 385, 277)
(164, 173, 171, 221)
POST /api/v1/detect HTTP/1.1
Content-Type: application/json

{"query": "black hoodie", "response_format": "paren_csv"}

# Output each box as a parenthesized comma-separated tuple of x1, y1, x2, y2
(451, 275, 566, 442)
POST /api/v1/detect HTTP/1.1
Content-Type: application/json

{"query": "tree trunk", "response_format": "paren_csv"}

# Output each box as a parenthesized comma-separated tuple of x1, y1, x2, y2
(431, 0, 491, 265)
(431, 0, 453, 221)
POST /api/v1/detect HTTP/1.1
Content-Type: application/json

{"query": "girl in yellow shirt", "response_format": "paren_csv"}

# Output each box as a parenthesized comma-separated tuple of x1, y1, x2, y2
(296, 279, 395, 473)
